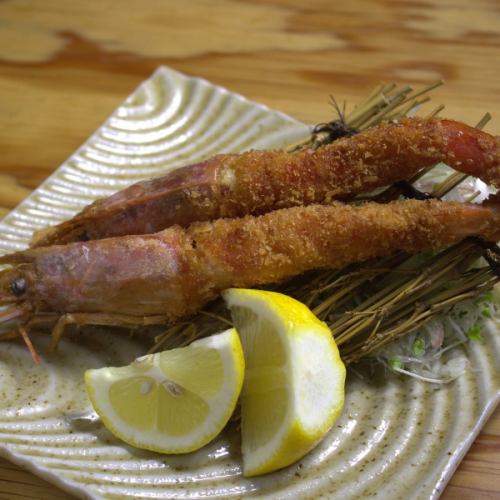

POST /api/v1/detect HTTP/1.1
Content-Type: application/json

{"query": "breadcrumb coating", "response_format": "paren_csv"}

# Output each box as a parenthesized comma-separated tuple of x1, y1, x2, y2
(31, 117, 500, 247)
(4, 199, 497, 320)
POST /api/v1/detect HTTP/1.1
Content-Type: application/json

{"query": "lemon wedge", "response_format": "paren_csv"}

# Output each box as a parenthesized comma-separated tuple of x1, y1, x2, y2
(223, 288, 346, 477)
(84, 328, 244, 454)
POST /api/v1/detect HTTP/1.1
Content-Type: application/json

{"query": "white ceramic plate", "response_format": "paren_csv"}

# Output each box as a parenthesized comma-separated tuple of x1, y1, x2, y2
(0, 67, 498, 499)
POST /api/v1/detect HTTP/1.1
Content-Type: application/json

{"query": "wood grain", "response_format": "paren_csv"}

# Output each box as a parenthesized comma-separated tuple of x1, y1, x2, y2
(0, 0, 499, 498)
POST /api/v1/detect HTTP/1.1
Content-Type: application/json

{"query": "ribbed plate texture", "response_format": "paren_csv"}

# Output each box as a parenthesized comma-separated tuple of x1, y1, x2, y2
(0, 67, 498, 500)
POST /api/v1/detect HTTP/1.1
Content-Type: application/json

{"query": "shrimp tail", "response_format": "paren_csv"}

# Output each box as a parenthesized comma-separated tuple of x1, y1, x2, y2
(439, 119, 500, 185)
(30, 117, 500, 247)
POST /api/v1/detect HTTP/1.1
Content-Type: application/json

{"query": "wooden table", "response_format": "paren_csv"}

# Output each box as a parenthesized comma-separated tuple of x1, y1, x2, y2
(0, 1, 499, 498)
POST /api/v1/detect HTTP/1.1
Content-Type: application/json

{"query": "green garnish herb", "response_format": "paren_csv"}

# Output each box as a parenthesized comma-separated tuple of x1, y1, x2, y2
(412, 337, 426, 357)
(481, 307, 492, 319)
(466, 324, 483, 342)
(389, 357, 404, 370)
(479, 291, 494, 302)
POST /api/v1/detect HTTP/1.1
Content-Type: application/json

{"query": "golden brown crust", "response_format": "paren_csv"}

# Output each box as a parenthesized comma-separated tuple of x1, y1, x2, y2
(30, 117, 500, 247)
(6, 199, 495, 319)
(191, 200, 499, 288)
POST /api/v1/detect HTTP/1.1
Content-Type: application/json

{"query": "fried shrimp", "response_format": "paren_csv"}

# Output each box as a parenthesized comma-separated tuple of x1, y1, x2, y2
(31, 117, 500, 247)
(2, 197, 499, 349)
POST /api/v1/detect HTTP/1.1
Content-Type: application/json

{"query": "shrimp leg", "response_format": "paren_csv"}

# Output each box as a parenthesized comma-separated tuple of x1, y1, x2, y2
(31, 117, 500, 247)
(49, 312, 170, 349)
(1, 197, 499, 339)
(0, 311, 169, 351)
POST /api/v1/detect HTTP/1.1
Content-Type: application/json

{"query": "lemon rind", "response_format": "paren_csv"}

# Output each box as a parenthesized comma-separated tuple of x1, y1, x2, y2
(224, 288, 346, 477)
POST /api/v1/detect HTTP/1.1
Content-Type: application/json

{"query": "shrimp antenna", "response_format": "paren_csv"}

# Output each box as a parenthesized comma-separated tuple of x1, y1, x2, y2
(329, 95, 348, 125)
(18, 325, 40, 364)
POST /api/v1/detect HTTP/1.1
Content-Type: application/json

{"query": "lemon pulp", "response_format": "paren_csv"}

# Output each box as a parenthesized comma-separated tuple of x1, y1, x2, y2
(85, 328, 244, 454)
